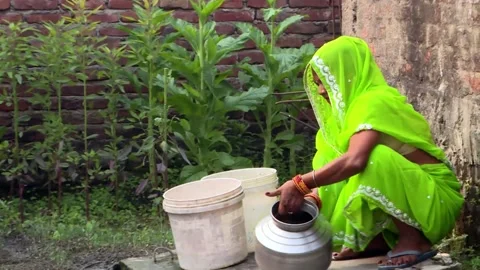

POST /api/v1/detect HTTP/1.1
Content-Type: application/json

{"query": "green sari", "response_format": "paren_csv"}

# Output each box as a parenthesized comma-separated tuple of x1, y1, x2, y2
(303, 36, 464, 251)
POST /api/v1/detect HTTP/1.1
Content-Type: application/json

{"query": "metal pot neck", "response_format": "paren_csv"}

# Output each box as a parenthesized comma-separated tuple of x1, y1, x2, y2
(271, 200, 319, 232)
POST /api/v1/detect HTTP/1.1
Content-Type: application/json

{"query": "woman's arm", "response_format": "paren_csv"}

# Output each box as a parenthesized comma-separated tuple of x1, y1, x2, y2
(266, 130, 380, 215)
(302, 130, 380, 188)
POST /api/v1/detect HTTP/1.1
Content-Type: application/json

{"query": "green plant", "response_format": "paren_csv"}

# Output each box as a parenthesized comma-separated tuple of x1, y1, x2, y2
(96, 45, 132, 211)
(120, 0, 178, 193)
(64, 0, 105, 221)
(236, 0, 315, 168)
(29, 18, 78, 215)
(0, 22, 37, 223)
(163, 0, 268, 181)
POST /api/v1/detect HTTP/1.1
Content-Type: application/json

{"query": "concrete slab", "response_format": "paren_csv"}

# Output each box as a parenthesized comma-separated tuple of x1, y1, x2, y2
(119, 252, 461, 270)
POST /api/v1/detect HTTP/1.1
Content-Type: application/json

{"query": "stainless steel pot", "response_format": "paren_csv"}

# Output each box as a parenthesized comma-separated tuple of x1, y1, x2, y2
(254, 199, 332, 270)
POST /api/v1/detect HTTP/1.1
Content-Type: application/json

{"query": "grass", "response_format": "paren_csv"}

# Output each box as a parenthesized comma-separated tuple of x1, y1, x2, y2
(0, 186, 174, 269)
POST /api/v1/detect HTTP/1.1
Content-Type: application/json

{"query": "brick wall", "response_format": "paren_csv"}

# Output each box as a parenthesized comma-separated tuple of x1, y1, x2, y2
(0, 0, 341, 141)
(342, 0, 479, 241)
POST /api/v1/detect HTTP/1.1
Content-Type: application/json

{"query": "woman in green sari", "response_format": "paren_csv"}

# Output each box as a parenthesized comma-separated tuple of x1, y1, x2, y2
(266, 36, 464, 269)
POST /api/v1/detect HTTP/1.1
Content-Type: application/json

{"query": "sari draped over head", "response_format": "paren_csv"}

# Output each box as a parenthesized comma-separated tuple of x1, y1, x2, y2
(302, 36, 450, 170)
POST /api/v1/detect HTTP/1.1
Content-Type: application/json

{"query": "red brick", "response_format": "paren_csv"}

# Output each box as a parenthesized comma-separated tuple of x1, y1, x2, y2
(327, 20, 341, 33)
(215, 22, 236, 35)
(98, 37, 123, 49)
(0, 112, 11, 127)
(173, 10, 198, 23)
(285, 22, 326, 34)
(237, 50, 264, 64)
(255, 22, 270, 34)
(0, 99, 30, 112)
(0, 14, 23, 25)
(258, 8, 339, 22)
(214, 10, 254, 22)
(25, 13, 63, 23)
(99, 25, 131, 37)
(218, 55, 238, 65)
(289, 0, 330, 8)
(62, 111, 104, 125)
(61, 85, 106, 96)
(222, 0, 243, 9)
(159, 0, 190, 9)
(60, 0, 105, 10)
(108, 0, 133, 9)
(310, 35, 333, 48)
(247, 0, 287, 8)
(277, 34, 305, 48)
(88, 13, 120, 23)
(244, 40, 256, 49)
(120, 10, 138, 22)
(0, 0, 10, 10)
(13, 0, 58, 10)
(303, 8, 340, 21)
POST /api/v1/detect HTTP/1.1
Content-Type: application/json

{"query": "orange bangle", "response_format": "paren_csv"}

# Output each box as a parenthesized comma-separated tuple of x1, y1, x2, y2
(292, 175, 311, 195)
(305, 193, 322, 209)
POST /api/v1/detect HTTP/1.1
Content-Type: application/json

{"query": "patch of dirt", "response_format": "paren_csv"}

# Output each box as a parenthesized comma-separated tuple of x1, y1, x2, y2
(0, 234, 160, 270)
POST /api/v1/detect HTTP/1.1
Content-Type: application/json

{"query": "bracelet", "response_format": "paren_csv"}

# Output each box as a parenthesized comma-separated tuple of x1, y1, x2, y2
(292, 175, 311, 195)
(312, 169, 319, 187)
(304, 193, 322, 209)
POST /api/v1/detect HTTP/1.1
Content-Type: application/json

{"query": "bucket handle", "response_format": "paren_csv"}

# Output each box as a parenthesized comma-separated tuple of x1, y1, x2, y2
(153, 247, 176, 263)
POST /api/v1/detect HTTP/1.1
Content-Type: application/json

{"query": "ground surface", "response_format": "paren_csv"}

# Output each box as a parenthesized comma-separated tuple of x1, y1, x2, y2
(0, 234, 159, 270)
(120, 252, 462, 270)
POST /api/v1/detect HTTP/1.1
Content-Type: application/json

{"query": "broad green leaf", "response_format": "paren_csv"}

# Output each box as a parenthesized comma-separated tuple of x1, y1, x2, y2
(169, 94, 201, 117)
(15, 74, 23, 84)
(171, 19, 199, 51)
(201, 0, 224, 19)
(118, 144, 132, 161)
(224, 86, 269, 112)
(235, 23, 268, 49)
(271, 50, 298, 76)
(274, 130, 294, 142)
(17, 114, 31, 123)
(151, 9, 172, 26)
(229, 156, 252, 169)
(180, 165, 208, 182)
(263, 8, 282, 22)
(238, 71, 252, 85)
(189, 0, 202, 15)
(274, 15, 304, 41)
(216, 152, 235, 166)
(280, 134, 305, 151)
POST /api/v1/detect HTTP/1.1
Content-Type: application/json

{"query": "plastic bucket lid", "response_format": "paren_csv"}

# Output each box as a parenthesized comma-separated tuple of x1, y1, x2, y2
(163, 178, 244, 214)
(201, 168, 278, 189)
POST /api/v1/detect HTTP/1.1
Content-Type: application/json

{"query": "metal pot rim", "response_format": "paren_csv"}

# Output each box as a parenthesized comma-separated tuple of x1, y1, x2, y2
(270, 199, 319, 232)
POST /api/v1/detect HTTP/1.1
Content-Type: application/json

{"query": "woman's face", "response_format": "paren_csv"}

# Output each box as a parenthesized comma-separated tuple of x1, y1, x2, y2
(313, 72, 330, 104)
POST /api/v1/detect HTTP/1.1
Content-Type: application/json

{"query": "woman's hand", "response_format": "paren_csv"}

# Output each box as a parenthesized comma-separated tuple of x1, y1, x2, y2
(266, 180, 306, 215)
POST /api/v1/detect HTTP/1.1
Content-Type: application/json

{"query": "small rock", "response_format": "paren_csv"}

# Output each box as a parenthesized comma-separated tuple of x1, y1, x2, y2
(432, 253, 453, 266)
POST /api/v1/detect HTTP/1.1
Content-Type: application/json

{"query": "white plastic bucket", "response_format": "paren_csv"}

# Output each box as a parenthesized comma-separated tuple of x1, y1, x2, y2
(201, 168, 279, 253)
(163, 178, 248, 270)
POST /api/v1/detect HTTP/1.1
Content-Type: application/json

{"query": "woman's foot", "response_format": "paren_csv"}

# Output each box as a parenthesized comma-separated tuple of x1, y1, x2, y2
(378, 219, 433, 268)
(332, 234, 389, 260)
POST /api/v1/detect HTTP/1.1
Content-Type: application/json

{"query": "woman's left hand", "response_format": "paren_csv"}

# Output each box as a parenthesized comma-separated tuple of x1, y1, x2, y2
(266, 180, 305, 215)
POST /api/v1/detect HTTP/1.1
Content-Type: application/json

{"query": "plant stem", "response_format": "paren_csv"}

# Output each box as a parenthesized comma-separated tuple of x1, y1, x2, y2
(111, 103, 119, 211)
(162, 68, 169, 189)
(198, 1, 205, 96)
(263, 9, 276, 168)
(289, 117, 296, 176)
(12, 81, 23, 223)
(55, 82, 63, 216)
(18, 183, 24, 223)
(83, 74, 90, 221)
(147, 61, 157, 189)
